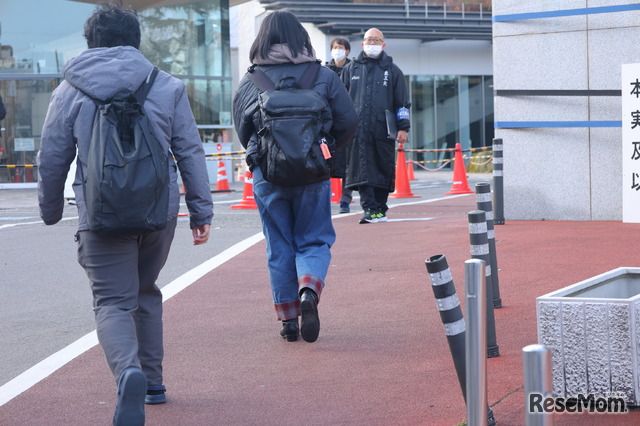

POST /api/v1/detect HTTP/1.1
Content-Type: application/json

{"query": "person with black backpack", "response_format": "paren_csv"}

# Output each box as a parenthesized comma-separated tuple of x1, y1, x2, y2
(233, 11, 358, 343)
(37, 2, 213, 424)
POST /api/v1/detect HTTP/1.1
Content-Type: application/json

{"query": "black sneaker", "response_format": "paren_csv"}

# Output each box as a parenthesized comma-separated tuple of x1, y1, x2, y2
(113, 368, 146, 426)
(359, 210, 377, 224)
(339, 202, 350, 214)
(145, 385, 166, 405)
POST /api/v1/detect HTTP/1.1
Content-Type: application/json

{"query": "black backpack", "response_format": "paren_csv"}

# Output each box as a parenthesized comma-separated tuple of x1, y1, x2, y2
(248, 61, 335, 187)
(75, 68, 170, 235)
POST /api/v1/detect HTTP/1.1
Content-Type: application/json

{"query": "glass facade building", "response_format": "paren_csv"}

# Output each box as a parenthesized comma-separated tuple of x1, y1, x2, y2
(410, 75, 494, 168)
(0, 0, 231, 184)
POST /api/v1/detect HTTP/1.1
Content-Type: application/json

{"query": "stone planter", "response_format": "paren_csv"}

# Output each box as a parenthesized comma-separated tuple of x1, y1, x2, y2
(537, 267, 640, 406)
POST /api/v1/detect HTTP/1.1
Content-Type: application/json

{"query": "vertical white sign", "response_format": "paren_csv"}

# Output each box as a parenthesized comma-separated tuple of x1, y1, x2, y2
(622, 64, 640, 222)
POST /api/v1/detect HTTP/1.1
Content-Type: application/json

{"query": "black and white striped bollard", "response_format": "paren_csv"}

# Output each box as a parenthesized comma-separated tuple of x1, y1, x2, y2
(468, 210, 500, 358)
(425, 254, 496, 425)
(492, 138, 504, 225)
(425, 254, 467, 398)
(475, 182, 502, 309)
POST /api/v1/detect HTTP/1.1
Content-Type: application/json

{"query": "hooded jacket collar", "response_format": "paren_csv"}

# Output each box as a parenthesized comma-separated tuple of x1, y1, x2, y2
(252, 43, 316, 65)
(63, 46, 154, 101)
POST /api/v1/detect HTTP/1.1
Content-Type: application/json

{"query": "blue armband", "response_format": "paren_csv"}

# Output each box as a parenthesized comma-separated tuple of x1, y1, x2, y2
(397, 107, 410, 120)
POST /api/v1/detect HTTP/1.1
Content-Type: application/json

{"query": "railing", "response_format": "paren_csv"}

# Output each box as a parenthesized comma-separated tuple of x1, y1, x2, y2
(351, 0, 492, 14)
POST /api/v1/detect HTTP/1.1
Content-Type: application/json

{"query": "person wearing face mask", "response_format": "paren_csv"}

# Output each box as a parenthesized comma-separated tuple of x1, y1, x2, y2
(325, 37, 356, 213)
(340, 28, 410, 224)
(326, 37, 351, 76)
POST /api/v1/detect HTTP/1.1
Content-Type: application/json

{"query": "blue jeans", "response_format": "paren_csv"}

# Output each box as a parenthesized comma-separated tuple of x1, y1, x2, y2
(252, 167, 336, 320)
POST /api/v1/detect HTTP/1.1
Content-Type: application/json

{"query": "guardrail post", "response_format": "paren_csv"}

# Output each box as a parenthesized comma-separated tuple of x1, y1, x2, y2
(475, 183, 502, 308)
(468, 210, 499, 358)
(523, 344, 554, 426)
(465, 258, 488, 426)
(492, 138, 504, 225)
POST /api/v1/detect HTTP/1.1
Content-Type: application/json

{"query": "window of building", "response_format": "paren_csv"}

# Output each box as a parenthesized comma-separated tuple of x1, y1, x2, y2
(410, 75, 494, 169)
(0, 0, 230, 184)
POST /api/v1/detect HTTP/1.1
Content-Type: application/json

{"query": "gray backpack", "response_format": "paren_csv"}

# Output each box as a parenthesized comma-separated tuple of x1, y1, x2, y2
(75, 68, 170, 235)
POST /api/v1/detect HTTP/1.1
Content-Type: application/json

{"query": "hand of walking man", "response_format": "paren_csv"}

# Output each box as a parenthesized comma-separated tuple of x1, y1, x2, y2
(192, 224, 211, 245)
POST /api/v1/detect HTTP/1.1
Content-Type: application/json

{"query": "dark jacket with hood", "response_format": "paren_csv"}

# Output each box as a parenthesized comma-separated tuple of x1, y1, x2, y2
(38, 46, 213, 230)
(340, 50, 410, 191)
(233, 47, 358, 177)
(325, 58, 351, 78)
(325, 58, 351, 178)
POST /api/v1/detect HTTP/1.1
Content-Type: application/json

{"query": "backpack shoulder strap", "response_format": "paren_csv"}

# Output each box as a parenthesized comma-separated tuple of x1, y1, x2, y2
(135, 67, 159, 104)
(298, 61, 321, 90)
(247, 66, 276, 91)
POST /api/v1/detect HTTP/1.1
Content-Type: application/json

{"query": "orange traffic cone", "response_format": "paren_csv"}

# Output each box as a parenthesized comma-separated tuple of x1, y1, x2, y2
(407, 159, 416, 181)
(391, 143, 419, 199)
(231, 168, 258, 210)
(445, 143, 474, 195)
(13, 166, 21, 183)
(331, 178, 342, 204)
(216, 160, 230, 191)
(235, 163, 245, 182)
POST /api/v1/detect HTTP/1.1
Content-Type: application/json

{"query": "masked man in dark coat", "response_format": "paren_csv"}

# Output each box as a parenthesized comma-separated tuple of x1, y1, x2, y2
(341, 28, 410, 224)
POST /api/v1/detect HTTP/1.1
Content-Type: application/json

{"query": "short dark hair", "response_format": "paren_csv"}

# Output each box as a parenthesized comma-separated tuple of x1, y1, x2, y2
(84, 0, 141, 49)
(330, 37, 351, 52)
(249, 11, 314, 63)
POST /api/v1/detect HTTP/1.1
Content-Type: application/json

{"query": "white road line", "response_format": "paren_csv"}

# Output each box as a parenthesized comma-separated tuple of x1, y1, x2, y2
(0, 232, 264, 407)
(0, 217, 77, 230)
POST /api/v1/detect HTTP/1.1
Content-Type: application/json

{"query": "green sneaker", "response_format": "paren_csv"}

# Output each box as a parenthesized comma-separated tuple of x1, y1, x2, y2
(375, 212, 388, 223)
(359, 210, 377, 224)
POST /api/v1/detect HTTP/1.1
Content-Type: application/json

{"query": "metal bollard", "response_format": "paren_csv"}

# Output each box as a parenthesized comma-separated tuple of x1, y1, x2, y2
(523, 344, 554, 426)
(492, 138, 504, 225)
(468, 210, 500, 358)
(425, 255, 496, 426)
(465, 259, 488, 426)
(475, 183, 502, 308)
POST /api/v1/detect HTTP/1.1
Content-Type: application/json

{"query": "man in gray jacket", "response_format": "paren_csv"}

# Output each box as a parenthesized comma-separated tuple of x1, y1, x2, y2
(37, 2, 213, 425)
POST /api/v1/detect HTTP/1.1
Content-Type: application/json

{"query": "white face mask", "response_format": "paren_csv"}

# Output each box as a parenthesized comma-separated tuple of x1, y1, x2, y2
(363, 45, 383, 58)
(331, 49, 347, 62)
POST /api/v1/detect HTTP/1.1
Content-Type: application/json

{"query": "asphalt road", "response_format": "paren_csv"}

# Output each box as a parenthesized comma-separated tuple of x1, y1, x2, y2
(0, 171, 491, 389)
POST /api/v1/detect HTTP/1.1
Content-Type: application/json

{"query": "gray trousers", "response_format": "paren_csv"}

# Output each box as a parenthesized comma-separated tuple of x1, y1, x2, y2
(77, 219, 177, 386)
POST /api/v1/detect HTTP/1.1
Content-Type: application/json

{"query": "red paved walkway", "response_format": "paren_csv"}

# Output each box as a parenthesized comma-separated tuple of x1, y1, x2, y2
(3, 194, 640, 425)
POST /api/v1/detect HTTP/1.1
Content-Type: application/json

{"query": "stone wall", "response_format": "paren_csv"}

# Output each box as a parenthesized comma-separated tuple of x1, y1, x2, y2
(492, 2, 640, 220)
